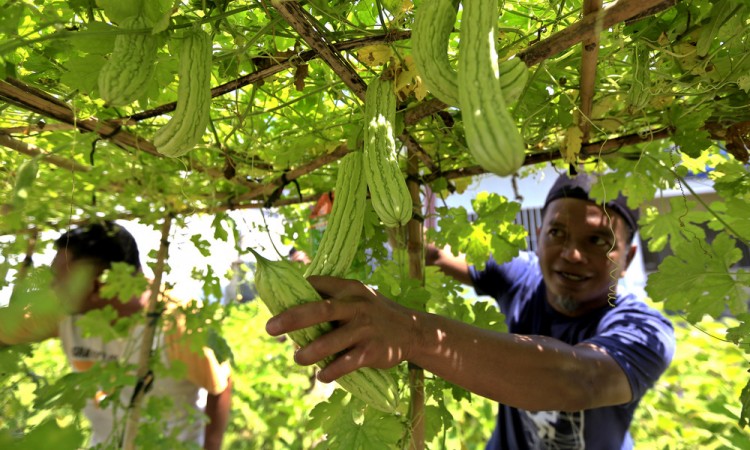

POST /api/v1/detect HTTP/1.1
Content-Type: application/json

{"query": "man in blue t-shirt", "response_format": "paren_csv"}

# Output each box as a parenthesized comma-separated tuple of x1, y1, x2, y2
(264, 172, 675, 450)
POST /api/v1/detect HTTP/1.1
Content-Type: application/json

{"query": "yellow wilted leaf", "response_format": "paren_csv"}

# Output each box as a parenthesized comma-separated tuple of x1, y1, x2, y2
(562, 126, 583, 164)
(394, 55, 423, 101)
(357, 45, 393, 66)
(413, 76, 428, 101)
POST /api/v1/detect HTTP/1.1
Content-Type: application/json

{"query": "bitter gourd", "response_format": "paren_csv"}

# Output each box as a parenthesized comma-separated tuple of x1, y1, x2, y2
(457, 0, 526, 177)
(153, 30, 212, 157)
(363, 77, 412, 228)
(98, 14, 159, 107)
(305, 151, 367, 278)
(252, 250, 401, 413)
(412, 0, 529, 107)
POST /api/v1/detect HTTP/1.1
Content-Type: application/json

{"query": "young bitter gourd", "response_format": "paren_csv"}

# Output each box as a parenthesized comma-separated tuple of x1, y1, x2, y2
(412, 0, 529, 107)
(153, 30, 212, 157)
(304, 151, 367, 278)
(628, 43, 651, 112)
(363, 77, 412, 228)
(251, 250, 400, 413)
(457, 0, 526, 177)
(98, 14, 160, 107)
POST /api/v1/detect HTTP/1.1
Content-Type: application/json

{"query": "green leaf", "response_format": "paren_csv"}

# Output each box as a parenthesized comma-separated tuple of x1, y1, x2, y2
(76, 307, 140, 343)
(308, 390, 405, 449)
(212, 213, 229, 242)
(646, 233, 745, 321)
(711, 160, 750, 198)
(470, 299, 507, 332)
(67, 22, 117, 55)
(669, 106, 714, 158)
(190, 234, 212, 257)
(433, 193, 526, 270)
(5, 418, 85, 450)
(740, 375, 750, 428)
(0, 3, 25, 35)
(60, 54, 107, 95)
(639, 200, 712, 252)
(726, 313, 750, 350)
(206, 326, 234, 365)
(95, 0, 149, 23)
(98, 262, 149, 302)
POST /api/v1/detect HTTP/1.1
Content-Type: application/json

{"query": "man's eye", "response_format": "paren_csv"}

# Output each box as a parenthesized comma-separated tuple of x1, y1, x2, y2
(592, 236, 610, 247)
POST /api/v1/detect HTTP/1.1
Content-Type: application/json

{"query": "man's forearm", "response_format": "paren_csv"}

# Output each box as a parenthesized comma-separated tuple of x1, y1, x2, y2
(408, 310, 631, 411)
(203, 377, 232, 450)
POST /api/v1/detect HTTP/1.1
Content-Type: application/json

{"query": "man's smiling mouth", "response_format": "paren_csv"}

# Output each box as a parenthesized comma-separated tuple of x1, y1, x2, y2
(557, 271, 588, 281)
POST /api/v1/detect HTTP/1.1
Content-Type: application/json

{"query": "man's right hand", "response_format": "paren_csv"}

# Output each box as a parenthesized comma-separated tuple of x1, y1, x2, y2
(423, 244, 473, 286)
(425, 243, 442, 266)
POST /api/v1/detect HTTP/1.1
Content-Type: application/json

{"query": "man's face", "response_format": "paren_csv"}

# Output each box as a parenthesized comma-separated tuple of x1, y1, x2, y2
(51, 249, 100, 313)
(536, 198, 635, 315)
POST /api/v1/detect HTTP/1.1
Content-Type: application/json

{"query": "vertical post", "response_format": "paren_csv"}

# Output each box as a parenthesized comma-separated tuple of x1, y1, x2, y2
(578, 0, 603, 142)
(406, 147, 425, 450)
(16, 228, 38, 281)
(121, 214, 173, 450)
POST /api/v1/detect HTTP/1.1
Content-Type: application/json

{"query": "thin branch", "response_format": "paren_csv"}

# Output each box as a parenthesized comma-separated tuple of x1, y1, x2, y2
(0, 79, 256, 188)
(0, 123, 76, 134)
(518, 0, 674, 67)
(271, 0, 368, 101)
(0, 133, 92, 172)
(0, 79, 160, 156)
(127, 31, 411, 122)
(232, 144, 350, 203)
(122, 214, 173, 450)
(399, 131, 438, 173)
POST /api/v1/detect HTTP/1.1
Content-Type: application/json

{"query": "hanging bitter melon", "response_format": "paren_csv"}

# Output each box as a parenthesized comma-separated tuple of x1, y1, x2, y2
(153, 30, 212, 157)
(305, 151, 367, 278)
(363, 77, 412, 228)
(98, 14, 160, 107)
(457, 0, 526, 177)
(251, 250, 400, 413)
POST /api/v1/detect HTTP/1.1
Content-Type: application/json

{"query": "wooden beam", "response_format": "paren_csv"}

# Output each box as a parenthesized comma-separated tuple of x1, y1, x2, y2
(271, 0, 368, 101)
(518, 0, 674, 66)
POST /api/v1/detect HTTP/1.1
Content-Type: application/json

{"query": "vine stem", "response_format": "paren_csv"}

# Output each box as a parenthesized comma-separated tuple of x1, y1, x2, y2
(121, 214, 173, 450)
(660, 160, 748, 245)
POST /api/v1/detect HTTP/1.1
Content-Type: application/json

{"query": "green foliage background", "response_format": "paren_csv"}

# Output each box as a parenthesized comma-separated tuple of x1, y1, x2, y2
(2, 302, 747, 449)
(2, 0, 750, 447)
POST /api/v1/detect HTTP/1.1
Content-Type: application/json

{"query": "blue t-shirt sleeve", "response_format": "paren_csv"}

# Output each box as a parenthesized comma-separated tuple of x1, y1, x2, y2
(470, 252, 541, 313)
(585, 300, 675, 402)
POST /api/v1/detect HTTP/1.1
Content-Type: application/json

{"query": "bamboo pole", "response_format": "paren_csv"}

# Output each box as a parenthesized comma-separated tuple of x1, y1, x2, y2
(121, 215, 173, 450)
(578, 0, 604, 143)
(406, 146, 425, 450)
(16, 228, 38, 281)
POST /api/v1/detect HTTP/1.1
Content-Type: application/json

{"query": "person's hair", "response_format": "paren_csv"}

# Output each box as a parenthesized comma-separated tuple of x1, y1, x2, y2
(54, 221, 141, 272)
(541, 173, 640, 244)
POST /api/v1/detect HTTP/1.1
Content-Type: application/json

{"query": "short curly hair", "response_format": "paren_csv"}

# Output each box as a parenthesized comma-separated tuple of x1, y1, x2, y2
(54, 221, 141, 272)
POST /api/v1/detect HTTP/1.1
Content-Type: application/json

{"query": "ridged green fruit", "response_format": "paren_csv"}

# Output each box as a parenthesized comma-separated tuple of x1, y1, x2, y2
(363, 78, 412, 228)
(154, 30, 212, 157)
(628, 44, 651, 112)
(305, 152, 367, 278)
(412, 0, 461, 106)
(412, 0, 529, 107)
(457, 0, 526, 177)
(98, 14, 159, 107)
(251, 250, 401, 413)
